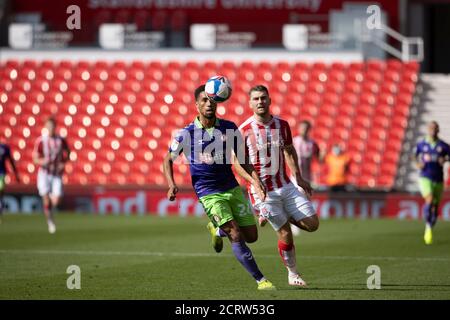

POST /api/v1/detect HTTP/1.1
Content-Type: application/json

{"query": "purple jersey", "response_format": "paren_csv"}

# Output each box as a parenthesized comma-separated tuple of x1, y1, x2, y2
(0, 144, 11, 175)
(415, 138, 450, 182)
(169, 117, 240, 198)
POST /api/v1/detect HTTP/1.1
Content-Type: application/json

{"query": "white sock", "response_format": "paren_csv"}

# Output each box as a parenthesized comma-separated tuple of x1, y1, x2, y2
(278, 241, 299, 276)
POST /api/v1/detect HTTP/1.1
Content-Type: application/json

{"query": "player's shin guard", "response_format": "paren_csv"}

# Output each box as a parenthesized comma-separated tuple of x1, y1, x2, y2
(231, 241, 264, 281)
(278, 240, 299, 276)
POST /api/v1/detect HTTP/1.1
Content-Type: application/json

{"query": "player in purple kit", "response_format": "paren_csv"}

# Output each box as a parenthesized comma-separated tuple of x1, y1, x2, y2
(0, 142, 20, 223)
(163, 85, 275, 290)
(414, 121, 450, 245)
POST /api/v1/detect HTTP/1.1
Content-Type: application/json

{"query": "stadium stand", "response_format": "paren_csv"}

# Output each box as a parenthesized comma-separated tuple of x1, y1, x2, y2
(0, 59, 419, 189)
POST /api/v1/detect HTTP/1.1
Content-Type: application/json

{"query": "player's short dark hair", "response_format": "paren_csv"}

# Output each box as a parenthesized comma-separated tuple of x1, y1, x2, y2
(300, 120, 311, 128)
(249, 85, 269, 96)
(46, 116, 56, 126)
(194, 85, 206, 101)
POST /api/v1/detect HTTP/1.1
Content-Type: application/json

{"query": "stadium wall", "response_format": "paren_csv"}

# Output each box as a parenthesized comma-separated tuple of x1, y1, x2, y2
(0, 48, 363, 63)
(9, 0, 400, 46)
(4, 188, 450, 221)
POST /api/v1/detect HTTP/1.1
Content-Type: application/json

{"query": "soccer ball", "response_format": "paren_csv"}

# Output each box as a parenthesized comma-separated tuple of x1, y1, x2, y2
(205, 76, 232, 102)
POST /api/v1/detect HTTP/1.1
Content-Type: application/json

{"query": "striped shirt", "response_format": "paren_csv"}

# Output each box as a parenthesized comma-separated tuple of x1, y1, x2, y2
(292, 136, 319, 183)
(239, 116, 292, 193)
(33, 135, 69, 176)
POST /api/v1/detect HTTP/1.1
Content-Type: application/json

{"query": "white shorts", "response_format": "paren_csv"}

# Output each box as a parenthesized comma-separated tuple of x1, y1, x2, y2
(250, 182, 316, 231)
(37, 169, 63, 197)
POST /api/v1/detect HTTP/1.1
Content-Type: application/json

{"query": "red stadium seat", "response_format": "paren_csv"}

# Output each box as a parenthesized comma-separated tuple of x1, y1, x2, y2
(344, 81, 361, 95)
(359, 92, 377, 106)
(398, 81, 416, 95)
(357, 103, 375, 117)
(383, 150, 400, 165)
(367, 59, 385, 72)
(377, 175, 394, 187)
(384, 70, 401, 82)
(334, 115, 352, 130)
(333, 127, 350, 141)
(353, 115, 371, 129)
(362, 80, 380, 94)
(404, 61, 419, 72)
(339, 103, 355, 118)
(380, 162, 397, 177)
(380, 81, 398, 95)
(341, 92, 358, 106)
(275, 61, 291, 72)
(357, 175, 377, 188)
(369, 125, 388, 140)
(401, 70, 418, 83)
(386, 59, 403, 71)
(378, 93, 396, 106)
(374, 103, 394, 118)
(365, 70, 383, 83)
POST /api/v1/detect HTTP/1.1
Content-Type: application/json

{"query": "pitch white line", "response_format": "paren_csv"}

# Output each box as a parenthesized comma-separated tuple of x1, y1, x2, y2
(0, 249, 449, 262)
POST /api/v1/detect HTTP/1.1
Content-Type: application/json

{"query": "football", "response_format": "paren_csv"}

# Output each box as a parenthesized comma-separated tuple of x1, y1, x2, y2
(205, 75, 232, 102)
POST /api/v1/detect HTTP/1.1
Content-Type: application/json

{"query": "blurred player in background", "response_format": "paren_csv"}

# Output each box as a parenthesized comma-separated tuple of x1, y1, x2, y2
(0, 142, 20, 223)
(235, 85, 319, 287)
(414, 121, 450, 245)
(290, 120, 321, 235)
(163, 85, 275, 290)
(33, 117, 70, 234)
(293, 120, 321, 184)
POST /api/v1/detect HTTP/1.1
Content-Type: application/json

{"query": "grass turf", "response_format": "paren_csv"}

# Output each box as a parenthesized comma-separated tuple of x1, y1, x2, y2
(0, 213, 449, 299)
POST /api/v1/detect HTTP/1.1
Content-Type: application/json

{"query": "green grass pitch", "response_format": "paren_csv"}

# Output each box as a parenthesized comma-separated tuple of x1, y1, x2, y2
(0, 213, 449, 299)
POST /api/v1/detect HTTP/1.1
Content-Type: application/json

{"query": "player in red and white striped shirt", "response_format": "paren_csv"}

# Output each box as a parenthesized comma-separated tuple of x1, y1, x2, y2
(234, 85, 319, 287)
(33, 117, 70, 234)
